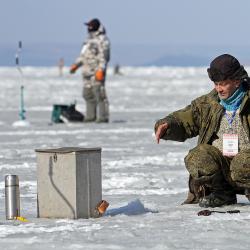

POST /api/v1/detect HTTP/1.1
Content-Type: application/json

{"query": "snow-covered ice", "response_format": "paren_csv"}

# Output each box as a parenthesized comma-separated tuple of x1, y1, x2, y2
(0, 66, 250, 250)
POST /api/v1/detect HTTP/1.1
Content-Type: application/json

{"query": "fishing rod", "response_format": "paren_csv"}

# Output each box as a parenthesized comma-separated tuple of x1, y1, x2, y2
(15, 41, 26, 121)
(198, 209, 240, 216)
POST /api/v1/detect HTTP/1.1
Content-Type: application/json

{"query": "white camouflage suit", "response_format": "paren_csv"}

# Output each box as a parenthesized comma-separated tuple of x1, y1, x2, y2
(75, 24, 110, 122)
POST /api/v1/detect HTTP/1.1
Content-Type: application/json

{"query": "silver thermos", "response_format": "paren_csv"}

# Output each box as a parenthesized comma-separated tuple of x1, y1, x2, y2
(5, 175, 20, 220)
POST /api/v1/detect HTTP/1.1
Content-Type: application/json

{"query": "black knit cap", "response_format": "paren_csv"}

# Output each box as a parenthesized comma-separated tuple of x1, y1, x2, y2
(207, 54, 246, 82)
(85, 18, 100, 32)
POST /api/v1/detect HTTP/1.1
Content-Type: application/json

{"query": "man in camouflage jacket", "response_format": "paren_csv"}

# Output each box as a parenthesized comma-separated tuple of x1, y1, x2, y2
(155, 54, 250, 208)
(70, 18, 110, 122)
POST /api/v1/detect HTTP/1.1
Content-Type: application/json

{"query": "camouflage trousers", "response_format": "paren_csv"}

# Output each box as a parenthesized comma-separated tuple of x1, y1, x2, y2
(185, 144, 250, 191)
(83, 77, 109, 122)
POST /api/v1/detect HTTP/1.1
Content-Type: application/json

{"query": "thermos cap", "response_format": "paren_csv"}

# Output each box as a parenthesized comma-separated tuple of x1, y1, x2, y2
(5, 175, 19, 187)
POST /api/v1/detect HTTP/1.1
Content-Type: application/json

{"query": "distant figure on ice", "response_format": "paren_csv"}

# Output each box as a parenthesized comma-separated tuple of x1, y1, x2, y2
(58, 58, 64, 77)
(155, 54, 250, 208)
(114, 64, 122, 75)
(70, 18, 110, 123)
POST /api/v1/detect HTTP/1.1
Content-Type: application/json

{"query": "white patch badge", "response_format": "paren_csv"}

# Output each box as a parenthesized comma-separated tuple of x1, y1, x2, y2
(223, 133, 238, 156)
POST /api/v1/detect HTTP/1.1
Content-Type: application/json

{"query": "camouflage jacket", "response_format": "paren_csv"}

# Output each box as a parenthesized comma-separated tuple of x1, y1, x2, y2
(75, 25, 110, 77)
(155, 84, 250, 145)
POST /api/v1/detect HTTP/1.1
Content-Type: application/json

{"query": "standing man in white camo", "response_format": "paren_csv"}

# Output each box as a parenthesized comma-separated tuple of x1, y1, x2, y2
(70, 18, 110, 123)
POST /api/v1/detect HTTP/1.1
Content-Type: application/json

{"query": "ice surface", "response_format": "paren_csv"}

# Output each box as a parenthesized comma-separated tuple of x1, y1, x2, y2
(12, 120, 31, 127)
(0, 66, 250, 249)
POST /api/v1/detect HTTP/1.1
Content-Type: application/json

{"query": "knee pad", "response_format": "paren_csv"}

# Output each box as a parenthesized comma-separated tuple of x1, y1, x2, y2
(185, 144, 221, 178)
(83, 87, 95, 101)
(99, 86, 107, 101)
(230, 150, 250, 188)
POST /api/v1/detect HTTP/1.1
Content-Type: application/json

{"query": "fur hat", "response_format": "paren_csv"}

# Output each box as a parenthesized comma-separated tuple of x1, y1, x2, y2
(85, 18, 100, 32)
(207, 54, 247, 82)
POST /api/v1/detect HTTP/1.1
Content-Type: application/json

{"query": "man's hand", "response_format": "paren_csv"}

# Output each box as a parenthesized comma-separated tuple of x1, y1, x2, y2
(70, 64, 78, 74)
(95, 69, 105, 81)
(155, 123, 169, 144)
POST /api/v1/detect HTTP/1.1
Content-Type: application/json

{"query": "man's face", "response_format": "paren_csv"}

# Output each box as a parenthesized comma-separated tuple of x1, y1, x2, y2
(214, 79, 241, 100)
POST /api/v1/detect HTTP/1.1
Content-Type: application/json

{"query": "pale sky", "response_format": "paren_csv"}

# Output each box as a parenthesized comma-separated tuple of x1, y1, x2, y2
(1, 0, 250, 65)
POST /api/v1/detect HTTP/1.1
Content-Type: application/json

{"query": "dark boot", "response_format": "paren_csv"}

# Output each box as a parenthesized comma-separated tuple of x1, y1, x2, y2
(182, 176, 208, 204)
(199, 173, 237, 208)
(245, 188, 250, 201)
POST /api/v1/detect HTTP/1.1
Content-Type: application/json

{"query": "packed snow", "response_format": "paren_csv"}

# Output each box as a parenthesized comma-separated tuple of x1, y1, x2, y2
(0, 66, 250, 250)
